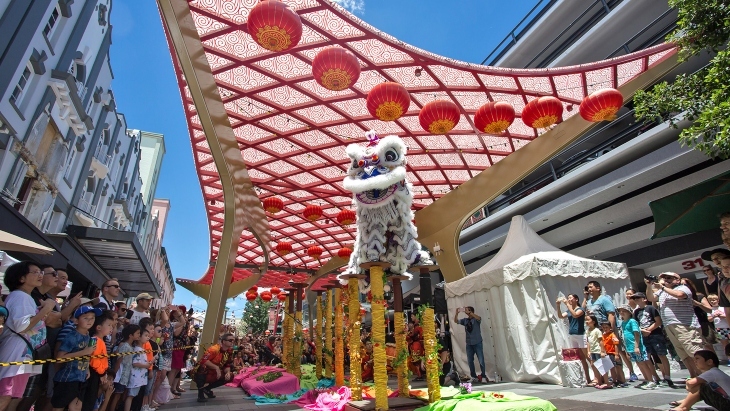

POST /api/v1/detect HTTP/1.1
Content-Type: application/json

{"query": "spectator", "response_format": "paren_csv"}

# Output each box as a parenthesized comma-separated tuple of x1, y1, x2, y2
(700, 249, 730, 318)
(153, 309, 174, 400)
(453, 307, 487, 384)
(81, 311, 115, 411)
(193, 333, 235, 403)
(708, 294, 730, 356)
(702, 265, 720, 297)
(129, 294, 153, 326)
(94, 279, 121, 312)
(668, 349, 730, 411)
(585, 315, 608, 388)
(720, 212, 730, 248)
(0, 261, 55, 411)
(681, 278, 715, 351)
(645, 272, 703, 377)
(556, 294, 590, 385)
(108, 325, 141, 411)
(631, 292, 673, 387)
(127, 330, 151, 411)
(169, 308, 188, 397)
(616, 305, 654, 390)
(51, 306, 102, 411)
(406, 321, 424, 381)
(600, 322, 625, 388)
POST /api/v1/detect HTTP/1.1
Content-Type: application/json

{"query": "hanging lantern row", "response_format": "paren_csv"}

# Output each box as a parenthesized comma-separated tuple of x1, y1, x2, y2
(275, 240, 293, 255)
(521, 96, 563, 129)
(262, 197, 284, 214)
(579, 88, 623, 122)
(245, 292, 257, 301)
(474, 101, 515, 134)
(312, 47, 361, 91)
(419, 100, 460, 135)
(336, 209, 356, 225)
(270, 286, 281, 295)
(247, 0, 302, 52)
(260, 291, 273, 302)
(303, 203, 323, 222)
(367, 82, 411, 122)
(307, 245, 324, 260)
(337, 247, 352, 259)
(261, 197, 357, 226)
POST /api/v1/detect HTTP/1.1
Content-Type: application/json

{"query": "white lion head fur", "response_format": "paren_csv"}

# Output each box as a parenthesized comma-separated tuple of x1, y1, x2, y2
(343, 134, 408, 194)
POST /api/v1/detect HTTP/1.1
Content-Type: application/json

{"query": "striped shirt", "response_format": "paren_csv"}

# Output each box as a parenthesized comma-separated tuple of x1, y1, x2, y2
(657, 285, 700, 328)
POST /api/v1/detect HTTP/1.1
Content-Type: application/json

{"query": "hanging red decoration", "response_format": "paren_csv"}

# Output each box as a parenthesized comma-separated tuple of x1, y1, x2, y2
(307, 245, 324, 259)
(366, 82, 411, 121)
(303, 204, 323, 222)
(262, 197, 284, 214)
(474, 102, 515, 134)
(246, 0, 302, 52)
(579, 88, 623, 122)
(521, 96, 563, 129)
(245, 292, 257, 301)
(260, 292, 272, 302)
(336, 209, 356, 225)
(270, 286, 281, 295)
(418, 100, 460, 134)
(312, 47, 361, 91)
(277, 293, 287, 302)
(275, 241, 293, 255)
(337, 247, 352, 259)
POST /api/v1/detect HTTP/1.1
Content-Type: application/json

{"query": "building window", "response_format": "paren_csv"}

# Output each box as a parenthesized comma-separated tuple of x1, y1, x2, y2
(64, 147, 77, 181)
(43, 6, 60, 38)
(10, 64, 32, 106)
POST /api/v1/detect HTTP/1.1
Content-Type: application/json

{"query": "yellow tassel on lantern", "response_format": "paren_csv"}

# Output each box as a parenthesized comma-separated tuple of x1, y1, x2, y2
(394, 311, 409, 397)
(334, 287, 345, 386)
(316, 294, 323, 379)
(325, 289, 333, 378)
(370, 266, 388, 411)
(422, 307, 441, 403)
(348, 278, 362, 400)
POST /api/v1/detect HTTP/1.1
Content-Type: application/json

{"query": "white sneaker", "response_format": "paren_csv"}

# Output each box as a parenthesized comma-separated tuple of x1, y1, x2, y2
(640, 381, 657, 390)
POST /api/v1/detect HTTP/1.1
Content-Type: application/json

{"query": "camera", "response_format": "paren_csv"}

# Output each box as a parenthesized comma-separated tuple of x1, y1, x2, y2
(644, 274, 659, 283)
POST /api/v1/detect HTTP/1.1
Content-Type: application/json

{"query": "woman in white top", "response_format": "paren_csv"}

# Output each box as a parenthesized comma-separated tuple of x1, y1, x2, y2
(0, 262, 56, 411)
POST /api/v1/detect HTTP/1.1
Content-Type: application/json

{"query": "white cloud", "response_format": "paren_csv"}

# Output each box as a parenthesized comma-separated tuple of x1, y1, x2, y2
(227, 298, 238, 308)
(332, 0, 365, 14)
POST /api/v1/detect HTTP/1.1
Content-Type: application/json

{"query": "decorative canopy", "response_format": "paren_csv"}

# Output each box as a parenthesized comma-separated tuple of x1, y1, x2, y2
(166, 0, 676, 292)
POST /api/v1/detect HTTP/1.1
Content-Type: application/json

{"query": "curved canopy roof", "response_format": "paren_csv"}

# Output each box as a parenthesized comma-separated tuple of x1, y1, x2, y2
(166, 0, 676, 292)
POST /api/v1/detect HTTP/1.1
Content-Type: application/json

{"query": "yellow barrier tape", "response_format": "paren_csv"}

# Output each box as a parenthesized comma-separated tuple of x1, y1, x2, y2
(0, 344, 209, 367)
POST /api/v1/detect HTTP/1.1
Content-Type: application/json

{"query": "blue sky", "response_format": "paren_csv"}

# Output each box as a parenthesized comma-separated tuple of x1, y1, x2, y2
(109, 0, 539, 316)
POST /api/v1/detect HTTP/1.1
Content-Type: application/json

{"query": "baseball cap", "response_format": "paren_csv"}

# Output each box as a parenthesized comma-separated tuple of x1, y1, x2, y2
(136, 293, 153, 301)
(79, 298, 93, 305)
(659, 272, 681, 279)
(701, 248, 730, 262)
(74, 306, 102, 318)
(630, 292, 646, 299)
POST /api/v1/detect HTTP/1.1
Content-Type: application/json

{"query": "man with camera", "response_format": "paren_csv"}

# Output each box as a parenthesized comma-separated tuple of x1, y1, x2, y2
(454, 307, 487, 383)
(645, 272, 703, 377)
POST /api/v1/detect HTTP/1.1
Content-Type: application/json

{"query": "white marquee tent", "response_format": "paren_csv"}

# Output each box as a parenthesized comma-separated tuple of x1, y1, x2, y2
(446, 215, 630, 384)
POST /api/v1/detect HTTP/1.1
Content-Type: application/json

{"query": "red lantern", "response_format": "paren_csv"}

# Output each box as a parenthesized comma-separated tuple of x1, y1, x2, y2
(247, 0, 302, 52)
(307, 245, 324, 260)
(248, 286, 258, 293)
(474, 102, 515, 134)
(303, 204, 323, 222)
(521, 96, 563, 129)
(419, 100, 460, 135)
(275, 241, 292, 255)
(579, 88, 623, 122)
(270, 286, 281, 295)
(337, 247, 352, 259)
(262, 197, 284, 214)
(246, 292, 257, 301)
(366, 82, 410, 121)
(277, 293, 287, 302)
(260, 292, 272, 302)
(336, 209, 356, 225)
(312, 47, 361, 91)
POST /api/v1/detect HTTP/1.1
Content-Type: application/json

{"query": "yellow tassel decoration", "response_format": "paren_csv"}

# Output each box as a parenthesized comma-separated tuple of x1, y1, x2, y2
(295, 310, 303, 378)
(315, 294, 323, 379)
(370, 266, 388, 411)
(283, 300, 292, 373)
(348, 277, 362, 400)
(394, 311, 409, 397)
(422, 307, 441, 403)
(325, 289, 333, 378)
(334, 287, 345, 386)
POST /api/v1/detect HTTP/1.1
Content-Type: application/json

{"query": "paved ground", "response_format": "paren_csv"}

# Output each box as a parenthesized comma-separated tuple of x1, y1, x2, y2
(161, 367, 729, 411)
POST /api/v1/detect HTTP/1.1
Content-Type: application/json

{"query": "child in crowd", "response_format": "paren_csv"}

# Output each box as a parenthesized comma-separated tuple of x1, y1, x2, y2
(129, 329, 152, 411)
(108, 325, 141, 411)
(51, 306, 102, 411)
(617, 305, 656, 390)
(600, 322, 627, 388)
(668, 349, 730, 411)
(585, 315, 609, 389)
(81, 311, 115, 411)
(708, 294, 730, 352)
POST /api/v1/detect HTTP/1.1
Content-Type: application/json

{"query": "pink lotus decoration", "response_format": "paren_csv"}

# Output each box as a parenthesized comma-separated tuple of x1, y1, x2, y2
(304, 386, 352, 411)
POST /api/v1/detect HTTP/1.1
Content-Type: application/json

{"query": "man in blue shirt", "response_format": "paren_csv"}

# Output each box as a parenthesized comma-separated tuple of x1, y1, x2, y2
(454, 306, 487, 383)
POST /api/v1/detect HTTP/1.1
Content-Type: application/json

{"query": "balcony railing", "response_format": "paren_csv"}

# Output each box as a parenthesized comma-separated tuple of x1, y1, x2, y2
(93, 142, 111, 166)
(77, 197, 96, 215)
(604, 8, 677, 59)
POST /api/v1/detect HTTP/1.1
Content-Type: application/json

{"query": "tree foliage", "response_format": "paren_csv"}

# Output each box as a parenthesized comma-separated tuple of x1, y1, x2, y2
(241, 296, 274, 334)
(633, 0, 730, 158)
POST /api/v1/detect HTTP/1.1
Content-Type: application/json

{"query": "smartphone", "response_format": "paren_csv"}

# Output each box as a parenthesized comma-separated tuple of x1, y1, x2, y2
(125, 309, 134, 320)
(89, 337, 97, 348)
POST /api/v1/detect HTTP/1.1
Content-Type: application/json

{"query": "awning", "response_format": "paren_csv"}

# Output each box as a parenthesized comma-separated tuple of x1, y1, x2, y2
(65, 225, 161, 297)
(0, 229, 55, 254)
(650, 170, 730, 238)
